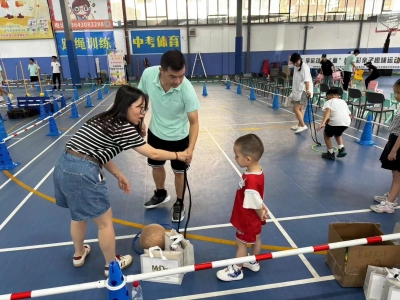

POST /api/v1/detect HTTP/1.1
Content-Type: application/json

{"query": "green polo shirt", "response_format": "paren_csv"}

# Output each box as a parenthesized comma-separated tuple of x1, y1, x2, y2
(344, 54, 356, 72)
(138, 66, 200, 141)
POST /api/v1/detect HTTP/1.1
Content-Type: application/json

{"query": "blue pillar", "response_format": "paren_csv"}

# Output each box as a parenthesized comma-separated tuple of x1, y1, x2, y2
(60, 0, 81, 88)
(235, 0, 243, 76)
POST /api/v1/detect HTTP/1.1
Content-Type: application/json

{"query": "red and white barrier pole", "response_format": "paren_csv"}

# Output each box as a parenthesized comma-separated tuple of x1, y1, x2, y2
(1, 232, 400, 300)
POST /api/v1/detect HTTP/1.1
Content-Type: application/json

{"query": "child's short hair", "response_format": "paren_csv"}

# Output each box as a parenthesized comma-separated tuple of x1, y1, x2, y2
(326, 89, 339, 97)
(52, 56, 57, 59)
(234, 134, 264, 161)
(29, 58, 34, 62)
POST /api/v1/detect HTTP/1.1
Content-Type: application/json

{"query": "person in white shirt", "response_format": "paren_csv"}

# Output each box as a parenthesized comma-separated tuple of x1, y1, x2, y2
(317, 89, 352, 160)
(51, 56, 62, 90)
(289, 53, 313, 134)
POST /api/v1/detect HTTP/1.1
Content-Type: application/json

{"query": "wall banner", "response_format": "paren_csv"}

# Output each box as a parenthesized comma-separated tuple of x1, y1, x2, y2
(293, 54, 400, 69)
(0, 0, 53, 40)
(107, 50, 126, 85)
(48, 0, 113, 31)
(131, 30, 181, 54)
(55, 31, 115, 56)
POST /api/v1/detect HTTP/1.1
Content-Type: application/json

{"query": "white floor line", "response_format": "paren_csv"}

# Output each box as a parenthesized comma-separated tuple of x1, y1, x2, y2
(204, 127, 320, 279)
(160, 276, 335, 300)
(200, 121, 298, 128)
(0, 168, 54, 231)
(0, 92, 115, 191)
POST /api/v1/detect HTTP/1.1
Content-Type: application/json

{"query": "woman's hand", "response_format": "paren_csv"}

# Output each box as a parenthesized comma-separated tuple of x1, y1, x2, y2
(176, 151, 189, 163)
(116, 173, 130, 194)
(388, 151, 397, 161)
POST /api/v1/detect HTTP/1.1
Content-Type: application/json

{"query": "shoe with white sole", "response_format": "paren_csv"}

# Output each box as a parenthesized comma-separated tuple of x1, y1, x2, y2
(291, 125, 299, 130)
(216, 264, 243, 281)
(295, 126, 308, 134)
(104, 254, 133, 277)
(242, 261, 260, 272)
(374, 193, 398, 206)
(370, 201, 395, 214)
(73, 244, 91, 267)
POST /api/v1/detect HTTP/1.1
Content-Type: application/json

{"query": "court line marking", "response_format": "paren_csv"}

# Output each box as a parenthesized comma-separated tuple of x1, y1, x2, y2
(0, 92, 115, 191)
(1, 171, 318, 255)
(160, 275, 335, 300)
(204, 127, 320, 278)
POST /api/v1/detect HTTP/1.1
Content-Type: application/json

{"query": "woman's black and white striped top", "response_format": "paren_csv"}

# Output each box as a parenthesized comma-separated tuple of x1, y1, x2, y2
(389, 110, 400, 136)
(66, 119, 145, 164)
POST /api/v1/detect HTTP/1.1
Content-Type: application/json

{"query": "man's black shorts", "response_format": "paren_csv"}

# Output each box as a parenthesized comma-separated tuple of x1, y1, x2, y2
(30, 76, 38, 82)
(324, 124, 348, 137)
(147, 129, 189, 173)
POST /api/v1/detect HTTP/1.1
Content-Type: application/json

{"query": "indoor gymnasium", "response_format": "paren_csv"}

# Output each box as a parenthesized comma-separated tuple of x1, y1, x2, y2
(1, 0, 400, 299)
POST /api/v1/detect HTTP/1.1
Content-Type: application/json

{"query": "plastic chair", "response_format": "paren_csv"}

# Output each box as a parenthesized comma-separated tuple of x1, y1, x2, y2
(353, 69, 364, 89)
(347, 88, 363, 117)
(364, 92, 395, 135)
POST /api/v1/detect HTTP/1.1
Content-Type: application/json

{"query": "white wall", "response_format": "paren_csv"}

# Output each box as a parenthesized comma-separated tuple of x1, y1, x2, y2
(360, 21, 400, 50)
(0, 39, 57, 58)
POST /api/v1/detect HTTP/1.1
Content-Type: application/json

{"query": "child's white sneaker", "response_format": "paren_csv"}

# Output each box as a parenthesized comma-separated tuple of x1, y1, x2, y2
(243, 261, 260, 272)
(291, 125, 299, 130)
(216, 264, 243, 281)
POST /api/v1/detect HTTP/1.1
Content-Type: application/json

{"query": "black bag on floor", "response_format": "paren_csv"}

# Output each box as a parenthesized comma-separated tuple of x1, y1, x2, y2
(7, 108, 37, 119)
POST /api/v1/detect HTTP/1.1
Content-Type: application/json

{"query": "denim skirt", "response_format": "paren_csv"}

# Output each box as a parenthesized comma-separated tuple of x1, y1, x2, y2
(53, 150, 110, 221)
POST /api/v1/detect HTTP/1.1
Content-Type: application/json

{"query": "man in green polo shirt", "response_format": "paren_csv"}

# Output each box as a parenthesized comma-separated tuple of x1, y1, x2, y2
(343, 49, 359, 91)
(138, 50, 200, 222)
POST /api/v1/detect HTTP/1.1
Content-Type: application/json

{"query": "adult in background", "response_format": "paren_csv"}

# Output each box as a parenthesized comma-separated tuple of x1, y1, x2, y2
(289, 53, 313, 134)
(320, 54, 336, 87)
(343, 49, 360, 91)
(364, 61, 381, 90)
(138, 50, 200, 222)
(51, 56, 62, 91)
(28, 58, 40, 90)
(53, 85, 189, 277)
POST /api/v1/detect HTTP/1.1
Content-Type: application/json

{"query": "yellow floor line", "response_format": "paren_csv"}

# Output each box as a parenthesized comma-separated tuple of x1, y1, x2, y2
(2, 172, 326, 255)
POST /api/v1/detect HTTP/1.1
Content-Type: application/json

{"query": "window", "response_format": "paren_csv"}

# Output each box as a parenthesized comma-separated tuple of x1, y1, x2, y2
(177, 0, 187, 24)
(111, 0, 123, 25)
(197, 0, 207, 24)
(250, 0, 261, 23)
(132, 0, 145, 25)
(229, 0, 237, 23)
(188, 0, 197, 24)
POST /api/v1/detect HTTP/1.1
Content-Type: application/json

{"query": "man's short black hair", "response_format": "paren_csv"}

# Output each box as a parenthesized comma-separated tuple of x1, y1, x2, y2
(322, 54, 327, 58)
(326, 89, 339, 96)
(160, 50, 186, 72)
(354, 49, 360, 54)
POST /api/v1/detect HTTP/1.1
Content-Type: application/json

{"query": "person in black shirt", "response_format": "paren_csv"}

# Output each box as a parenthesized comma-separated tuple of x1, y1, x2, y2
(364, 61, 380, 89)
(320, 54, 336, 86)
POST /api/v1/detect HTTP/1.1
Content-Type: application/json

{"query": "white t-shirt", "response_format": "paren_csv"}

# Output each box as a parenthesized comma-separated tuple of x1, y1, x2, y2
(322, 98, 351, 127)
(291, 62, 313, 101)
(51, 62, 61, 73)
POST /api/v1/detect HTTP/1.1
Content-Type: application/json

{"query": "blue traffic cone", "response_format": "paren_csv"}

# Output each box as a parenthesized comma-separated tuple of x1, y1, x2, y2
(303, 102, 314, 123)
(237, 83, 242, 95)
(104, 85, 109, 94)
(7, 101, 13, 111)
(272, 90, 280, 109)
(44, 89, 49, 97)
(0, 142, 20, 170)
(70, 100, 80, 119)
(74, 87, 79, 101)
(0, 117, 7, 141)
(106, 261, 129, 300)
(39, 100, 48, 120)
(91, 83, 95, 93)
(98, 88, 103, 100)
(226, 79, 231, 90)
(85, 93, 94, 108)
(52, 96, 60, 113)
(249, 85, 256, 101)
(46, 112, 61, 136)
(202, 83, 208, 96)
(356, 114, 376, 146)
(60, 94, 67, 108)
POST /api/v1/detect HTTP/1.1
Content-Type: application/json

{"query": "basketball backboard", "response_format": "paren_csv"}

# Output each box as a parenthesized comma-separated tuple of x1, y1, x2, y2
(376, 13, 400, 33)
